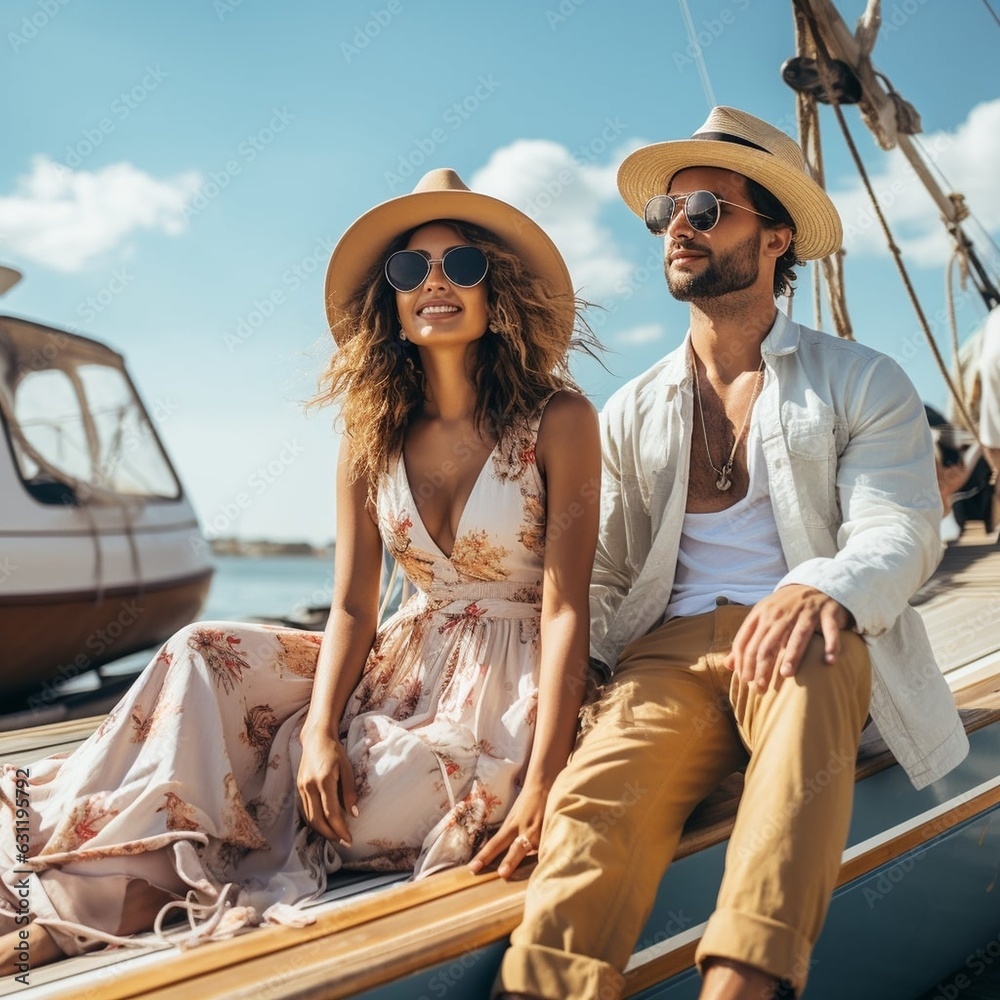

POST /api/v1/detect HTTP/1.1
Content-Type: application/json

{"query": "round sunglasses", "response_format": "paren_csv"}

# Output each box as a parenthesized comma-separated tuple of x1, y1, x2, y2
(384, 245, 489, 293)
(644, 191, 773, 236)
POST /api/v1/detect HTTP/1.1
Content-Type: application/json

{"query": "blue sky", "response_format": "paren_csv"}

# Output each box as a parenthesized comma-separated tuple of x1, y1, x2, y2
(2, 0, 998, 545)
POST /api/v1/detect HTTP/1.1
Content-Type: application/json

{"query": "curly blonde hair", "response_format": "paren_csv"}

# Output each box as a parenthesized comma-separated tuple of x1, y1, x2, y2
(314, 220, 590, 496)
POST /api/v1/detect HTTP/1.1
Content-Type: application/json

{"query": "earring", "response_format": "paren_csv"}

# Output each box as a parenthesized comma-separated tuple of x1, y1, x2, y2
(399, 328, 407, 341)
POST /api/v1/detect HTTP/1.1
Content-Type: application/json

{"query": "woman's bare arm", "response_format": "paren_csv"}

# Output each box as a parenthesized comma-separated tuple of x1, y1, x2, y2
(297, 439, 384, 845)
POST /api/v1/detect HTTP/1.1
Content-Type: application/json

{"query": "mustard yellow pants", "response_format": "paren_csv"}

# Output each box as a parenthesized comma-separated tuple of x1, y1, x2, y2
(496, 604, 872, 999)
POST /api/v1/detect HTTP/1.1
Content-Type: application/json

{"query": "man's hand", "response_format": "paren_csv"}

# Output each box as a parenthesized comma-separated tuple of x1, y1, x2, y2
(725, 585, 854, 691)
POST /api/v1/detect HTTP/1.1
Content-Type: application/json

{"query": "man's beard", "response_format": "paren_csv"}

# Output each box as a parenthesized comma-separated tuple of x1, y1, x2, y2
(665, 231, 760, 302)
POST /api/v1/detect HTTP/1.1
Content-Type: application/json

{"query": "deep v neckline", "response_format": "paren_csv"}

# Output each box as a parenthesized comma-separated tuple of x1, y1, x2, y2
(399, 439, 501, 560)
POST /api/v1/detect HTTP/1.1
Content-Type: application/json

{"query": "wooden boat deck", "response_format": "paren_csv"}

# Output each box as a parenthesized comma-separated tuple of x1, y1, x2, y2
(2, 526, 999, 998)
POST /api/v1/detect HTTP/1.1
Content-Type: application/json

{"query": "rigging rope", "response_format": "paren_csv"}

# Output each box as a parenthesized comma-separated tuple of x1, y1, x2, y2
(678, 0, 717, 111)
(945, 247, 970, 413)
(792, 5, 854, 339)
(795, 1, 993, 473)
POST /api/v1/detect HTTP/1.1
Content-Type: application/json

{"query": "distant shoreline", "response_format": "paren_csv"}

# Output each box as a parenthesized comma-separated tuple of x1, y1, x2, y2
(209, 538, 334, 559)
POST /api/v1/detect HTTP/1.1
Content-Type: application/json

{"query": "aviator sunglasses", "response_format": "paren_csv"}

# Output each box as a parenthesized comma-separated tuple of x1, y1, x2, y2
(384, 245, 490, 293)
(644, 190, 773, 236)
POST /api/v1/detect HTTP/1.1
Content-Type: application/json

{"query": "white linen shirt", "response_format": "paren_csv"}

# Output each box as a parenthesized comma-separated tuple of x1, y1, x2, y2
(978, 305, 1000, 448)
(590, 310, 969, 790)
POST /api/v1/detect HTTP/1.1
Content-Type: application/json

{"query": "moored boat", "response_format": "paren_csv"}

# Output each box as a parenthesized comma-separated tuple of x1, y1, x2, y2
(0, 268, 213, 714)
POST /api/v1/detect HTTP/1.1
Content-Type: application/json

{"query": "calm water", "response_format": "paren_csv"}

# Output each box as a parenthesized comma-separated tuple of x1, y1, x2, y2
(20, 554, 339, 707)
(4, 553, 382, 719)
(200, 554, 336, 622)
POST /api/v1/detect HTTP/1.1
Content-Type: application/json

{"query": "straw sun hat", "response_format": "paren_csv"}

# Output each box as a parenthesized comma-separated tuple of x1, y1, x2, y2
(324, 168, 575, 347)
(617, 106, 842, 261)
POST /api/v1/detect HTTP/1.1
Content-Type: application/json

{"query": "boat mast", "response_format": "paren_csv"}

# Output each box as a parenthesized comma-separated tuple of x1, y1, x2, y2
(790, 0, 1000, 310)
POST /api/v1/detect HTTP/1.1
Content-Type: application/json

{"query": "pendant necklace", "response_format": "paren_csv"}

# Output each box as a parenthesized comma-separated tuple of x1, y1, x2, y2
(692, 356, 765, 492)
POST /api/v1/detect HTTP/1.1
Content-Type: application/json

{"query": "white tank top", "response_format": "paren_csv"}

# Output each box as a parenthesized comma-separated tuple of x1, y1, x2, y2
(665, 419, 788, 619)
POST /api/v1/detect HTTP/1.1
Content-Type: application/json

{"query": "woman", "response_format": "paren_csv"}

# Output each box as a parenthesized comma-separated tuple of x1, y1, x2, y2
(0, 168, 600, 972)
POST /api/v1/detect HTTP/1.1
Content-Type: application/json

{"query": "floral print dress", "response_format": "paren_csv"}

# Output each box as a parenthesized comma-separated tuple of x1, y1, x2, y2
(0, 418, 548, 955)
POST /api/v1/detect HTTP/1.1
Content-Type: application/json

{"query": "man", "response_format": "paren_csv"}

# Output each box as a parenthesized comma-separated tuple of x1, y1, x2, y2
(493, 107, 969, 1000)
(933, 305, 1000, 541)
(977, 305, 1000, 487)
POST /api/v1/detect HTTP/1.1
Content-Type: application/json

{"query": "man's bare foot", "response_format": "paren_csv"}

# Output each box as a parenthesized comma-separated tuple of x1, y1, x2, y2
(0, 923, 66, 977)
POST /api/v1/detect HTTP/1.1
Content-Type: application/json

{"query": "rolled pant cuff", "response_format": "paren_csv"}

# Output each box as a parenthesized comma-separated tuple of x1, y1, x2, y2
(495, 942, 625, 1000)
(696, 907, 813, 995)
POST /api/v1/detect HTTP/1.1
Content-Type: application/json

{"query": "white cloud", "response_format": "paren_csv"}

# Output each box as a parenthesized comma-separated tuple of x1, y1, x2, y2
(832, 97, 1000, 266)
(471, 138, 642, 299)
(616, 322, 665, 345)
(0, 156, 202, 272)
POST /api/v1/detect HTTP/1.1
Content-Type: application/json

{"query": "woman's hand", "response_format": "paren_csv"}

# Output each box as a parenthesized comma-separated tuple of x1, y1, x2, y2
(467, 780, 549, 879)
(296, 724, 359, 845)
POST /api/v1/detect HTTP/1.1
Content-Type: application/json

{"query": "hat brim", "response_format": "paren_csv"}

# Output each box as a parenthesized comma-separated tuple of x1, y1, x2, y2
(325, 189, 575, 346)
(617, 139, 842, 261)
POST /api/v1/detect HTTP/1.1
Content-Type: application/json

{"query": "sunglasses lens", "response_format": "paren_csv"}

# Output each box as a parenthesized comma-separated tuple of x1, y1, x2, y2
(385, 251, 430, 292)
(644, 196, 676, 236)
(385, 246, 489, 291)
(442, 246, 489, 287)
(684, 190, 721, 231)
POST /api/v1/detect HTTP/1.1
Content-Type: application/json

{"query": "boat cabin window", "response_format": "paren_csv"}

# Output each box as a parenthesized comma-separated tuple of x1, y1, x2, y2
(0, 320, 181, 505)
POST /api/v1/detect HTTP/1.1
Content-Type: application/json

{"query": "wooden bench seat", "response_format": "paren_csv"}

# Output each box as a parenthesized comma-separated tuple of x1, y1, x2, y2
(12, 694, 996, 1000)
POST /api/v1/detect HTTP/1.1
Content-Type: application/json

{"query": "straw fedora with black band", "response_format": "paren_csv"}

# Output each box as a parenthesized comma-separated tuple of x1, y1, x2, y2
(325, 168, 575, 348)
(617, 106, 842, 261)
